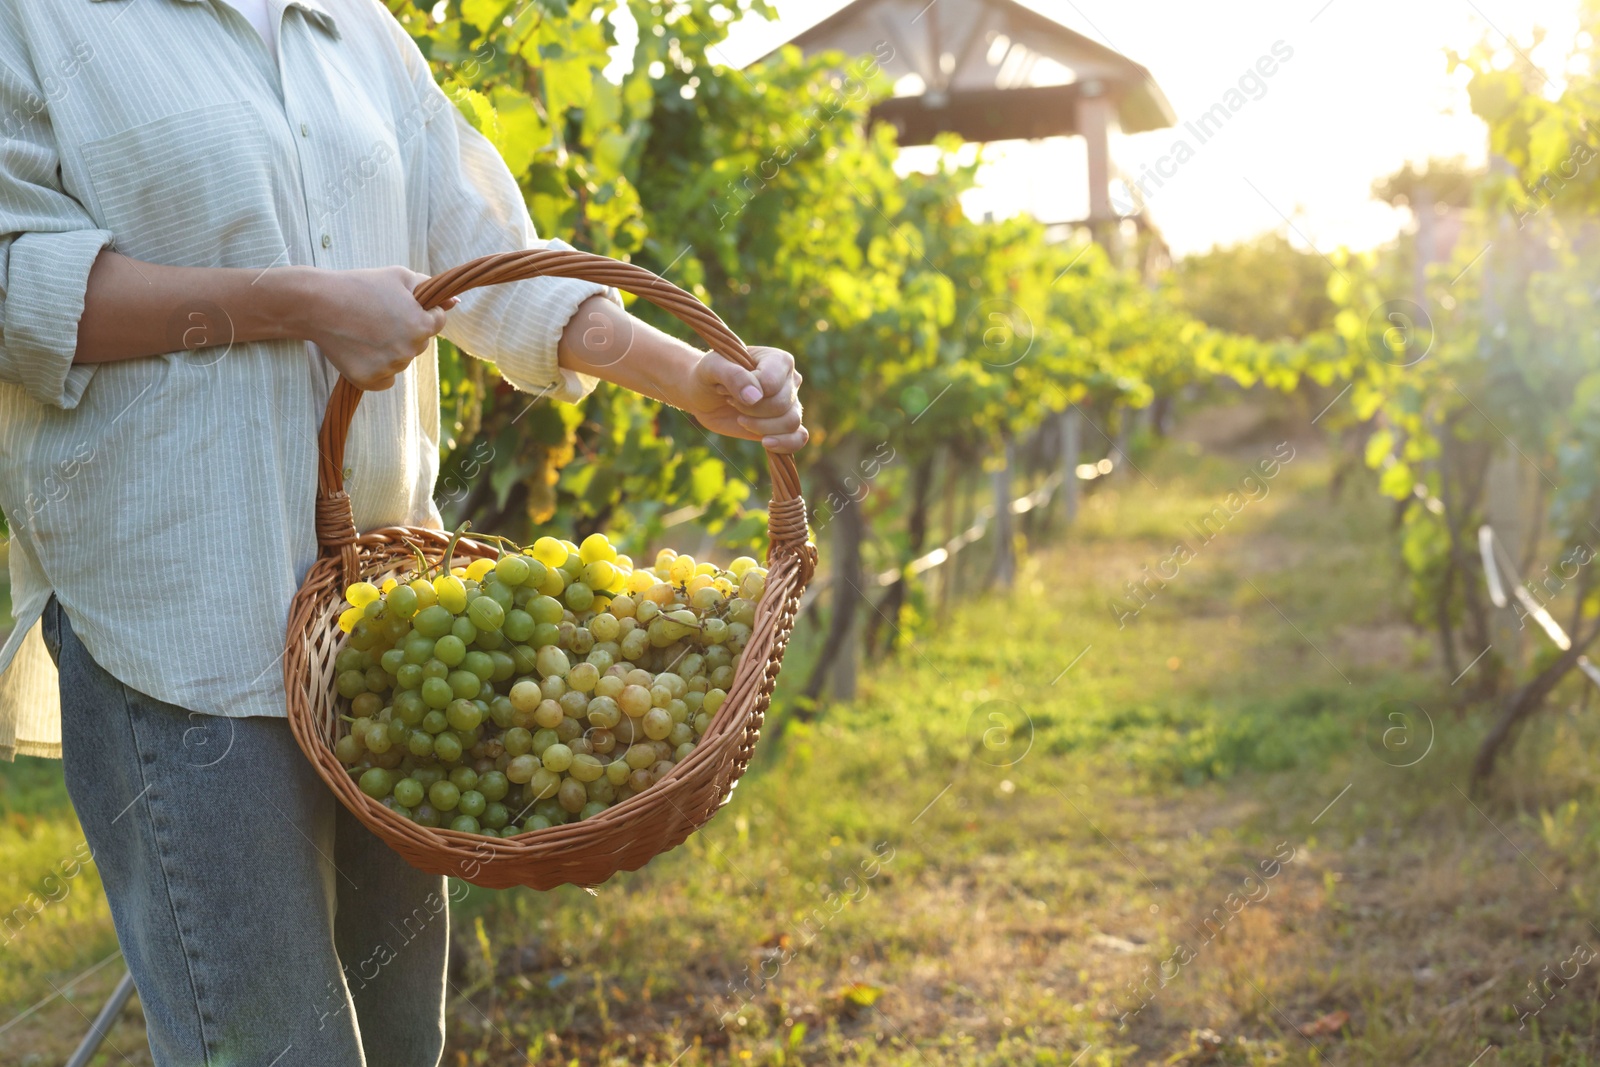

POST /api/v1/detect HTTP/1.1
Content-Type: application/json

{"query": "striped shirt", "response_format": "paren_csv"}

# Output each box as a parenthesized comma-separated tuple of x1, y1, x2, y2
(0, 0, 616, 758)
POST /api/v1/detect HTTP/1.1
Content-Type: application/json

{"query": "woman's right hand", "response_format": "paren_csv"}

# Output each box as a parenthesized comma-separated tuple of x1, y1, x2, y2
(299, 266, 456, 391)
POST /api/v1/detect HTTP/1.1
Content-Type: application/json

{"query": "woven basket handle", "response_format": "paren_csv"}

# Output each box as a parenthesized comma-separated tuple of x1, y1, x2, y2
(313, 248, 809, 581)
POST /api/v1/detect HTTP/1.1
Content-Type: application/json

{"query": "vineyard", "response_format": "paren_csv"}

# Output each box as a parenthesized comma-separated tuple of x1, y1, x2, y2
(7, 0, 1600, 1063)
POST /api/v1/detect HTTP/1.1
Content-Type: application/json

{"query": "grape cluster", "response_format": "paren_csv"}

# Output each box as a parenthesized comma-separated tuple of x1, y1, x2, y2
(331, 529, 768, 837)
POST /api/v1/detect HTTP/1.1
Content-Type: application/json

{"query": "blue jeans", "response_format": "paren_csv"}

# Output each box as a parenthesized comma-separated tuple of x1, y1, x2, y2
(44, 596, 450, 1066)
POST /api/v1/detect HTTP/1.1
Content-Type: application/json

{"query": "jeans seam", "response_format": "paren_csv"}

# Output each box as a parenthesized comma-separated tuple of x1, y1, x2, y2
(119, 680, 216, 1066)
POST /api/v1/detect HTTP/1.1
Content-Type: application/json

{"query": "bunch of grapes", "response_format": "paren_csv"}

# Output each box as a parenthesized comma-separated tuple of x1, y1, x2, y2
(331, 528, 768, 836)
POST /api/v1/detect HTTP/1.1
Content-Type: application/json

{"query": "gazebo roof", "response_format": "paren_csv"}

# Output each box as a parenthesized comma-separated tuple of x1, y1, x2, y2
(752, 0, 1175, 145)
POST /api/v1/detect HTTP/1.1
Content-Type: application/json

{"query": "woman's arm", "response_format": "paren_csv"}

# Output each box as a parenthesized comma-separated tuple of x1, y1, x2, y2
(75, 252, 807, 452)
(76, 251, 451, 393)
(555, 293, 807, 454)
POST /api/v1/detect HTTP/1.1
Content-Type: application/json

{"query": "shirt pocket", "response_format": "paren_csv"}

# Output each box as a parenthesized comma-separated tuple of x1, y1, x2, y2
(80, 100, 290, 269)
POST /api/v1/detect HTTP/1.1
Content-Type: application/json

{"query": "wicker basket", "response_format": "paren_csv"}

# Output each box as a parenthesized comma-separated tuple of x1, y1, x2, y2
(284, 248, 816, 890)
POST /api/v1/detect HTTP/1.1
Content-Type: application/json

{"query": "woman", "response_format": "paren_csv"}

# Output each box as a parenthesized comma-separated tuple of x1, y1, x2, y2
(0, 0, 805, 1063)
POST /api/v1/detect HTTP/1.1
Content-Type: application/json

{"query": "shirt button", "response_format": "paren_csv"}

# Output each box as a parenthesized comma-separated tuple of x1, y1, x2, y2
(300, 122, 309, 137)
(321, 234, 332, 248)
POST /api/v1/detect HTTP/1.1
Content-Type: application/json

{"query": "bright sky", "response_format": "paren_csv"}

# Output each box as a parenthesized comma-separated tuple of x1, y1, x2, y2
(717, 0, 1587, 258)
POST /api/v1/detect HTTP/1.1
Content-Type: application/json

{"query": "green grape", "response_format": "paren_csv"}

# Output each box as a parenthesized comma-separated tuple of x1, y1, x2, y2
(483, 581, 515, 613)
(488, 651, 516, 682)
(446, 699, 483, 732)
(334, 734, 363, 765)
(482, 802, 509, 829)
(703, 689, 727, 714)
(559, 690, 588, 717)
(336, 670, 367, 699)
(421, 677, 453, 710)
(434, 635, 466, 668)
(421, 658, 449, 681)
(393, 777, 425, 808)
(669, 722, 694, 747)
(474, 630, 504, 651)
(419, 711, 447, 736)
(380, 649, 406, 676)
(642, 708, 672, 741)
(618, 685, 652, 718)
(449, 814, 480, 834)
(690, 587, 723, 613)
(524, 814, 553, 832)
(457, 790, 487, 818)
(413, 606, 452, 640)
(468, 596, 505, 632)
(488, 696, 515, 729)
(449, 616, 477, 646)
(505, 754, 539, 784)
(511, 645, 539, 675)
(433, 732, 464, 763)
(336, 648, 365, 674)
(586, 696, 621, 729)
(427, 780, 460, 811)
(386, 583, 419, 619)
(447, 670, 481, 701)
(495, 554, 531, 587)
(449, 768, 479, 792)
(619, 629, 650, 661)
(503, 727, 533, 756)
(462, 651, 495, 682)
(586, 777, 616, 804)
(402, 636, 435, 666)
(530, 596, 564, 625)
(523, 767, 558, 801)
(386, 800, 413, 820)
(348, 620, 380, 651)
(604, 759, 631, 787)
(502, 609, 536, 643)
(358, 768, 393, 799)
(579, 801, 608, 821)
(531, 728, 561, 755)
(567, 662, 600, 693)
(532, 623, 562, 649)
(407, 732, 435, 758)
(351, 692, 384, 719)
(674, 741, 696, 761)
(540, 743, 573, 773)
(567, 754, 604, 783)
(558, 778, 587, 813)
(564, 583, 594, 612)
(395, 663, 424, 691)
(365, 728, 393, 755)
(434, 575, 468, 614)
(413, 803, 441, 828)
(536, 646, 570, 679)
(394, 691, 426, 725)
(478, 770, 509, 801)
(363, 666, 390, 693)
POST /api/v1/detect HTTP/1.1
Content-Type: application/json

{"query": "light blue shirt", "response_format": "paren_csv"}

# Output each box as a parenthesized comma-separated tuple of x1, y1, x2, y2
(0, 0, 615, 757)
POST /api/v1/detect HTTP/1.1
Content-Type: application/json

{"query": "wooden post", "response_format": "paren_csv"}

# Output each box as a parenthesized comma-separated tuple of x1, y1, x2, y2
(991, 431, 1016, 589)
(1076, 81, 1118, 259)
(1061, 407, 1081, 527)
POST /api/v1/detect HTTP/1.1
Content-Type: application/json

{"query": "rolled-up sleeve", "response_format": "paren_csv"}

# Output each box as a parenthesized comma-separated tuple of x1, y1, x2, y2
(392, 27, 621, 405)
(0, 56, 113, 410)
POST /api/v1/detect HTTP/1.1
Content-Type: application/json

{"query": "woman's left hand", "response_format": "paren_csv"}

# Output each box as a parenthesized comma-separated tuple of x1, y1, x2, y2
(679, 346, 808, 454)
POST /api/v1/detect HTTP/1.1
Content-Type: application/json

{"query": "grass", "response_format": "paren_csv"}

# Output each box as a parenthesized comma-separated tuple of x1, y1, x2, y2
(5, 402, 1600, 1064)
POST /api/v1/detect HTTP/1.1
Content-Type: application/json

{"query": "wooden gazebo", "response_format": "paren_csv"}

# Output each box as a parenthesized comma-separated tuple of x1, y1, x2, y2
(754, 0, 1175, 244)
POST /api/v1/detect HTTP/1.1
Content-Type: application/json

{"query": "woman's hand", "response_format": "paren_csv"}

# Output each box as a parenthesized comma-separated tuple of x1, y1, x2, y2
(555, 294, 806, 453)
(679, 346, 808, 453)
(299, 267, 457, 391)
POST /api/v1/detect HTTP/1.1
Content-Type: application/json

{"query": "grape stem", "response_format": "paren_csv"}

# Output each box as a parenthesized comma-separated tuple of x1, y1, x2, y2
(441, 521, 472, 576)
(401, 538, 431, 581)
